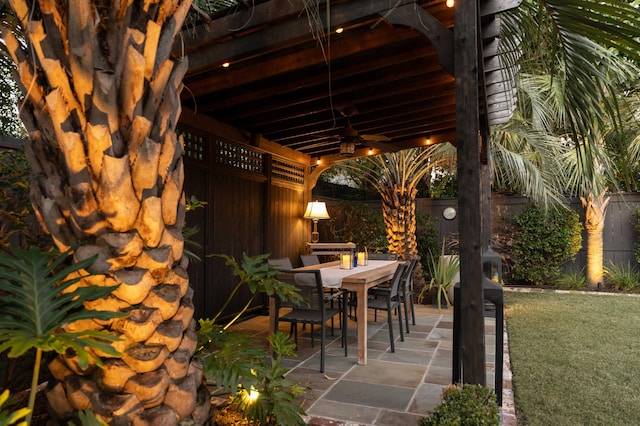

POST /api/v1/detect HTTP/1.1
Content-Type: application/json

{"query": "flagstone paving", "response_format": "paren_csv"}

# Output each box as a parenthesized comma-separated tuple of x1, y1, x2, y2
(231, 303, 516, 425)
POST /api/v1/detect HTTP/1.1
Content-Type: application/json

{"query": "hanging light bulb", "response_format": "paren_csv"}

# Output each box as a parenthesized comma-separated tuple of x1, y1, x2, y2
(446, 0, 454, 7)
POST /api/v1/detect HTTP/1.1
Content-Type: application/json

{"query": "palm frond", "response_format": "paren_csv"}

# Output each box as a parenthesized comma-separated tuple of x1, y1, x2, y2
(500, 0, 640, 143)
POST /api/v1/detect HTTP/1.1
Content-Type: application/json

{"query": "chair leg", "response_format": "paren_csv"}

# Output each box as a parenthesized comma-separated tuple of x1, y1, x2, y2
(320, 321, 325, 373)
(397, 302, 404, 342)
(293, 321, 299, 349)
(386, 301, 395, 353)
(342, 298, 348, 356)
(403, 295, 410, 333)
(410, 297, 416, 326)
(310, 322, 315, 348)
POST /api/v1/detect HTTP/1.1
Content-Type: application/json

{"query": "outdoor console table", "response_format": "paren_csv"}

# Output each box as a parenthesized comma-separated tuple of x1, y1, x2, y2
(306, 242, 356, 256)
(452, 278, 504, 405)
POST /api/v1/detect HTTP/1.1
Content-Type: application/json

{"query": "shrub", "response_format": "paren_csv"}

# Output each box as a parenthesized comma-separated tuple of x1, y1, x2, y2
(325, 201, 387, 252)
(551, 270, 587, 290)
(604, 261, 640, 292)
(507, 204, 582, 285)
(418, 383, 499, 426)
(416, 210, 439, 263)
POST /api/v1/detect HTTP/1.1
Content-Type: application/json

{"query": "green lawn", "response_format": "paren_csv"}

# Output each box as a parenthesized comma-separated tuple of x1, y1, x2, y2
(504, 291, 640, 425)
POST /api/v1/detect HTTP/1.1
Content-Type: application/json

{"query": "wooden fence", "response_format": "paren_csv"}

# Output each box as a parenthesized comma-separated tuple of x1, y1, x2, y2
(323, 193, 640, 273)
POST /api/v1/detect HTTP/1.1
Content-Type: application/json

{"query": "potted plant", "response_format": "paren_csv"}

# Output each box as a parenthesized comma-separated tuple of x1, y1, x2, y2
(420, 241, 460, 309)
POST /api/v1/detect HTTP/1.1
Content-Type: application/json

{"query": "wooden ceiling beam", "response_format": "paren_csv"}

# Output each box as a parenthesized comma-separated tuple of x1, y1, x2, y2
(183, 0, 426, 73)
(215, 58, 447, 125)
(184, 25, 421, 96)
(193, 41, 435, 112)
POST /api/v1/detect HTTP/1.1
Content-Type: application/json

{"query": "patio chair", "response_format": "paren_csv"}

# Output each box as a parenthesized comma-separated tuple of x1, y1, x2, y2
(274, 270, 347, 373)
(347, 252, 398, 318)
(267, 257, 293, 270)
(367, 262, 407, 352)
(399, 257, 420, 332)
(300, 254, 320, 266)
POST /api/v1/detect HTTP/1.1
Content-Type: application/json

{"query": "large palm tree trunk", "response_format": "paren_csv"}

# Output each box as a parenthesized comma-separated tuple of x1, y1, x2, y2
(379, 184, 418, 260)
(3, 0, 210, 424)
(581, 193, 610, 288)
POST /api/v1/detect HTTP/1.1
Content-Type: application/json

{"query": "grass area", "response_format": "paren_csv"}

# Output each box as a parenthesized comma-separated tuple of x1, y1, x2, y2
(504, 291, 640, 425)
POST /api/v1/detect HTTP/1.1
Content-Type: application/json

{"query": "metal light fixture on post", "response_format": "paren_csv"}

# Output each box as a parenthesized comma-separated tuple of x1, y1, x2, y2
(303, 200, 330, 243)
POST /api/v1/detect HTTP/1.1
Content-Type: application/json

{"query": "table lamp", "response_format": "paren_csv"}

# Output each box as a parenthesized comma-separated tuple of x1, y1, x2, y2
(303, 201, 330, 243)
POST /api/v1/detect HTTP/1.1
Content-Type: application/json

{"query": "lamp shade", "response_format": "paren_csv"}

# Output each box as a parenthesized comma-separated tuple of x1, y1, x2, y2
(303, 201, 330, 220)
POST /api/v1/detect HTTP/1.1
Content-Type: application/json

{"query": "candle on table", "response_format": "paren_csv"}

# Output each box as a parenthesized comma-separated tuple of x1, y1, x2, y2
(341, 253, 352, 269)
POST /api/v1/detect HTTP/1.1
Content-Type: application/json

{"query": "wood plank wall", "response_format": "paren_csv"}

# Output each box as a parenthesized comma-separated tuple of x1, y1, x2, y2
(178, 117, 310, 321)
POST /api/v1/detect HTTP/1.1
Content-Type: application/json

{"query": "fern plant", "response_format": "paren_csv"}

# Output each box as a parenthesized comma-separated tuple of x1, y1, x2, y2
(0, 246, 123, 423)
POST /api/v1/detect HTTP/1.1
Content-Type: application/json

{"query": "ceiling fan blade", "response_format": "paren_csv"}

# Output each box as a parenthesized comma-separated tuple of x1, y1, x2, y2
(363, 138, 400, 152)
(360, 134, 391, 142)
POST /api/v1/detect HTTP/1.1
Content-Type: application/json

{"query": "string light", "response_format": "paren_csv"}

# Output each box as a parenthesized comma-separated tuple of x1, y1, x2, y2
(368, 148, 374, 155)
(446, 0, 454, 7)
(335, 28, 344, 34)
(426, 137, 431, 145)
(222, 62, 230, 68)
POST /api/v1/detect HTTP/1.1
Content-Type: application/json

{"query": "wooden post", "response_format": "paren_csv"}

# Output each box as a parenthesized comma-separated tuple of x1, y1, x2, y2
(454, 0, 486, 385)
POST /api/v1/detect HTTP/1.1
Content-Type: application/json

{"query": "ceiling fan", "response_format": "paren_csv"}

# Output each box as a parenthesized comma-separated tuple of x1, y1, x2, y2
(325, 107, 399, 157)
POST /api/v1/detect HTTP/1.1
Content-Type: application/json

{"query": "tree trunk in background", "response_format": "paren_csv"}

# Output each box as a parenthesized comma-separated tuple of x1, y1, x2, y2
(3, 0, 210, 424)
(379, 184, 418, 261)
(581, 193, 610, 288)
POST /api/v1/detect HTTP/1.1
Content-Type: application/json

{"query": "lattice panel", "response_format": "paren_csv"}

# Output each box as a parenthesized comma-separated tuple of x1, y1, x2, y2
(177, 127, 207, 161)
(214, 138, 264, 174)
(272, 157, 305, 185)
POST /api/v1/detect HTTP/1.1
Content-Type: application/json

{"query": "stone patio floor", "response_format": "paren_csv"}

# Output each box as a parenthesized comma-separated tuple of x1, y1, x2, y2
(226, 303, 517, 425)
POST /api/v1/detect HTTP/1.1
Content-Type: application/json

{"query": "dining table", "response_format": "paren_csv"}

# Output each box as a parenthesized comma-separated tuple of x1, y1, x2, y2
(271, 259, 399, 366)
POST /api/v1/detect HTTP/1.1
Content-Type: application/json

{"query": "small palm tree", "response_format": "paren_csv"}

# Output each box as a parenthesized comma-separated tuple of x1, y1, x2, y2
(340, 144, 456, 261)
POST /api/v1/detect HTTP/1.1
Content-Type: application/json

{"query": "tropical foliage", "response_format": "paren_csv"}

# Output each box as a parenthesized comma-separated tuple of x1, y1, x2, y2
(421, 241, 460, 309)
(0, 390, 30, 426)
(0, 246, 122, 423)
(493, 0, 640, 287)
(197, 253, 307, 425)
(0, 149, 50, 250)
(604, 261, 640, 292)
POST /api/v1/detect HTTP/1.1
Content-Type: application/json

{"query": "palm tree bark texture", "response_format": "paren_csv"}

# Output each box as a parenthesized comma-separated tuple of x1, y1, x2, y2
(2, 0, 211, 424)
(581, 192, 610, 289)
(379, 183, 418, 260)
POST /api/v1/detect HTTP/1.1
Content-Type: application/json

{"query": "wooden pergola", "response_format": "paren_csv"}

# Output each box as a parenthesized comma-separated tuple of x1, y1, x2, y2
(175, 0, 521, 385)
